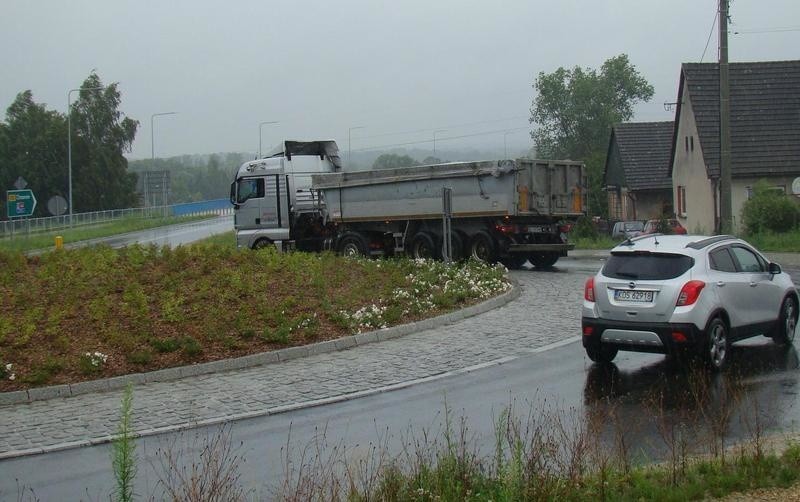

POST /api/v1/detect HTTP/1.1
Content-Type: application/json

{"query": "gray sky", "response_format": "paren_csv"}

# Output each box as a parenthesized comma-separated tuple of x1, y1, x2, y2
(2, 0, 798, 161)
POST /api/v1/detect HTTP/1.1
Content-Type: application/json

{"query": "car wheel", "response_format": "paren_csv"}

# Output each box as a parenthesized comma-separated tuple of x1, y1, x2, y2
(705, 317, 729, 371)
(774, 296, 798, 346)
(585, 344, 618, 364)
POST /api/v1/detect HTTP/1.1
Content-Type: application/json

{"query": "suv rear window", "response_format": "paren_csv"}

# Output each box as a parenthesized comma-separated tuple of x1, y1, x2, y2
(603, 252, 694, 280)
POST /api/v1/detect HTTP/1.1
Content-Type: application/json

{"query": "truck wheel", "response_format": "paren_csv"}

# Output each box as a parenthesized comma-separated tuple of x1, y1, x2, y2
(500, 255, 527, 269)
(442, 231, 465, 261)
(253, 238, 275, 250)
(468, 232, 497, 263)
(338, 232, 369, 257)
(410, 232, 437, 260)
(528, 252, 558, 269)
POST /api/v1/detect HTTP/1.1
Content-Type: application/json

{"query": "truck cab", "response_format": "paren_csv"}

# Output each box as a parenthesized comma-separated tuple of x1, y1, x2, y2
(230, 140, 340, 249)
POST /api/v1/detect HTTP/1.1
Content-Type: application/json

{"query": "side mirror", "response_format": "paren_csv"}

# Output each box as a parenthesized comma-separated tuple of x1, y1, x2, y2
(769, 262, 782, 275)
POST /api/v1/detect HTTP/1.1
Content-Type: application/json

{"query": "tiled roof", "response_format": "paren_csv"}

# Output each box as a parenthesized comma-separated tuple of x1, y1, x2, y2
(679, 61, 800, 178)
(611, 121, 674, 190)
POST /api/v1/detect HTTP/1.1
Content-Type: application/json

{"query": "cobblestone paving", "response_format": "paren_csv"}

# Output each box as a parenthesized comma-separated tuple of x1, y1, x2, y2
(0, 268, 585, 456)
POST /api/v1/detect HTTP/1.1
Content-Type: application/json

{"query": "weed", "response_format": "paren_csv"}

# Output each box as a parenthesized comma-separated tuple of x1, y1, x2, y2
(150, 337, 182, 353)
(127, 350, 153, 366)
(112, 384, 137, 502)
(181, 336, 203, 357)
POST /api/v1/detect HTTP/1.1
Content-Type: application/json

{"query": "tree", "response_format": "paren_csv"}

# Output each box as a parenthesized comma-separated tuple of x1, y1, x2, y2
(530, 54, 654, 217)
(0, 91, 68, 218)
(372, 153, 419, 170)
(69, 72, 139, 211)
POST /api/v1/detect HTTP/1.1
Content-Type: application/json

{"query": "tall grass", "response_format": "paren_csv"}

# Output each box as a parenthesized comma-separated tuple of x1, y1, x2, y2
(112, 384, 137, 502)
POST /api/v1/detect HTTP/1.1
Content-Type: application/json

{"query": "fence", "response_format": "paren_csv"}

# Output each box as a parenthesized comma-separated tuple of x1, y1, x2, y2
(0, 198, 233, 238)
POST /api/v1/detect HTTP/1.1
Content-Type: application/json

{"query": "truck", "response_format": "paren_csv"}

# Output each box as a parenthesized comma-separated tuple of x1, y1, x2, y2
(230, 140, 586, 268)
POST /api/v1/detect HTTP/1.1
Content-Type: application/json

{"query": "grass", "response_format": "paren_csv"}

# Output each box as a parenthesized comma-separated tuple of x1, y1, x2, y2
(0, 244, 508, 391)
(572, 235, 620, 250)
(0, 214, 214, 253)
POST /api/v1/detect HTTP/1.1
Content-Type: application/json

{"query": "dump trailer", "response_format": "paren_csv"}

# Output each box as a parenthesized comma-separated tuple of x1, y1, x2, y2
(231, 140, 586, 268)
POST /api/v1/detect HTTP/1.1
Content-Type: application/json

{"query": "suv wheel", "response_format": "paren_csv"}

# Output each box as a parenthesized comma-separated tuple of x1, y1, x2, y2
(705, 317, 729, 371)
(585, 344, 618, 364)
(774, 296, 798, 346)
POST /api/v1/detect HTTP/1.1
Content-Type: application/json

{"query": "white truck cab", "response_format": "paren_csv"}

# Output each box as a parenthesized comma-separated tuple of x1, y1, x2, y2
(230, 140, 341, 249)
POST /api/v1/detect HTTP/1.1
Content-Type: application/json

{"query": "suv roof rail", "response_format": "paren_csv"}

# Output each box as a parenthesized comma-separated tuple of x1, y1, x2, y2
(620, 233, 664, 246)
(685, 235, 736, 250)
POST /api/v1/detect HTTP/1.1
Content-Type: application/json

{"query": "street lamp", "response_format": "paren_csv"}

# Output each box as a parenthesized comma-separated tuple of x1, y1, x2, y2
(67, 85, 105, 220)
(259, 121, 279, 158)
(348, 126, 365, 165)
(433, 129, 446, 155)
(151, 112, 177, 211)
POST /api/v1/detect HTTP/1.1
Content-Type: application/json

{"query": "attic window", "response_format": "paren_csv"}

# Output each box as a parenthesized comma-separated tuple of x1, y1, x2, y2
(690, 136, 694, 151)
(685, 136, 689, 152)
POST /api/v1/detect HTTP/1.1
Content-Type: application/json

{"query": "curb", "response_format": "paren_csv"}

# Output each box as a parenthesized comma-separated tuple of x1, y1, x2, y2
(0, 279, 521, 408)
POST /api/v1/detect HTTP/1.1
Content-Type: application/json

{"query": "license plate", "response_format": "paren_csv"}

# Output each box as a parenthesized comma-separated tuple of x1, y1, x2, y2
(614, 289, 654, 303)
(528, 225, 551, 233)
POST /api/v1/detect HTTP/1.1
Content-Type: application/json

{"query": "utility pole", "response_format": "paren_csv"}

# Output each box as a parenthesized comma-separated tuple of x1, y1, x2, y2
(718, 0, 733, 233)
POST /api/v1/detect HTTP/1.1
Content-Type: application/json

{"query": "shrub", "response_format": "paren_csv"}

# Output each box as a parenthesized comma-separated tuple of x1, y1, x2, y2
(741, 180, 800, 234)
(570, 215, 599, 240)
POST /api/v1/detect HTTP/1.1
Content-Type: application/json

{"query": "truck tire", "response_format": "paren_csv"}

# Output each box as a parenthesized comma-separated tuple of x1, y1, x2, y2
(337, 232, 369, 257)
(443, 231, 465, 262)
(500, 255, 527, 269)
(528, 252, 558, 269)
(252, 238, 275, 250)
(410, 232, 437, 260)
(468, 231, 497, 263)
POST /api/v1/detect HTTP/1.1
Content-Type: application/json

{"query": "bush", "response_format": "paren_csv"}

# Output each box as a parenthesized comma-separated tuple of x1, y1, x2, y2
(570, 216, 599, 240)
(741, 180, 800, 234)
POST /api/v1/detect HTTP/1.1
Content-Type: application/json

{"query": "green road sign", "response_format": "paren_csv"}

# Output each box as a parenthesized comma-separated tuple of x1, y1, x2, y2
(6, 189, 37, 218)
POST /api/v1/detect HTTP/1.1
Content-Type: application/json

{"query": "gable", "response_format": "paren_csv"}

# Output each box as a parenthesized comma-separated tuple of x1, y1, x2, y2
(681, 60, 800, 179)
(607, 121, 674, 191)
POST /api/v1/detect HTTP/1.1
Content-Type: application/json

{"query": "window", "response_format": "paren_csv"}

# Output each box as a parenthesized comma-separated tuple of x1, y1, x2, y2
(685, 136, 689, 152)
(676, 186, 687, 216)
(603, 252, 694, 280)
(690, 136, 694, 151)
(730, 246, 764, 273)
(236, 178, 265, 203)
(709, 248, 737, 272)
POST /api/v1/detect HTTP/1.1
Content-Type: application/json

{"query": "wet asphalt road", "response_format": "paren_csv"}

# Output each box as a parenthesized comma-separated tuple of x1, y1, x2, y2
(3, 332, 799, 499)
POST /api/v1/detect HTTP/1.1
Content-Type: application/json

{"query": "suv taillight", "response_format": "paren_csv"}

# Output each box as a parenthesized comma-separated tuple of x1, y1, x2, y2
(584, 277, 595, 302)
(676, 280, 705, 306)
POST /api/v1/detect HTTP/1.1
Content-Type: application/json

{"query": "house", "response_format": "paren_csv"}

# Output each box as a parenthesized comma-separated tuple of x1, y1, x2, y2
(670, 60, 800, 234)
(604, 121, 674, 221)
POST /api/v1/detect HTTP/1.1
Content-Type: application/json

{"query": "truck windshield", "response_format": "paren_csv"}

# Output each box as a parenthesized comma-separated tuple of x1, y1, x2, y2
(237, 178, 264, 203)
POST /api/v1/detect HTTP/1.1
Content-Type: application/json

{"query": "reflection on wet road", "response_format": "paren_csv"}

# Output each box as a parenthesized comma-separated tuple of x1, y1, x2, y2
(68, 215, 233, 250)
(583, 340, 800, 461)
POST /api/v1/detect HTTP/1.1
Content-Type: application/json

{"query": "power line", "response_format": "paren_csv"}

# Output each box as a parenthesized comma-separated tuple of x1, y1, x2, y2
(700, 9, 719, 62)
(354, 116, 529, 141)
(352, 126, 530, 152)
(734, 27, 800, 34)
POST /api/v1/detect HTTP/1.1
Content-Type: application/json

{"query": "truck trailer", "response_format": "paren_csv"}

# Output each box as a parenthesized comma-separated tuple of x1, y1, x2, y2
(230, 140, 586, 268)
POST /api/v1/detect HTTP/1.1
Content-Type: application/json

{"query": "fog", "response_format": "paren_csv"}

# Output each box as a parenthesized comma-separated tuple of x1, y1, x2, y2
(1, 0, 798, 162)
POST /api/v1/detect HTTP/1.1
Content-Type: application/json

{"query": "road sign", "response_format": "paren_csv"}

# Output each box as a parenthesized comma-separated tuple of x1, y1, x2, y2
(47, 195, 68, 216)
(13, 177, 28, 190)
(6, 189, 37, 218)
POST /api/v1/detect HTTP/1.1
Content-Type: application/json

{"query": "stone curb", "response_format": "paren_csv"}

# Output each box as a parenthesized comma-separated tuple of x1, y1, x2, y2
(0, 279, 520, 407)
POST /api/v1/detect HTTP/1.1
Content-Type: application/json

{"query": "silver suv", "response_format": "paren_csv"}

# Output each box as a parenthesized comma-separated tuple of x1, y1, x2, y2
(581, 234, 798, 370)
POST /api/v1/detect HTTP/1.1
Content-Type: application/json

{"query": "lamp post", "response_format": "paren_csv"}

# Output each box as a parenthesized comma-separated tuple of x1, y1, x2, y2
(67, 85, 105, 221)
(151, 112, 176, 211)
(348, 126, 365, 165)
(433, 129, 446, 155)
(259, 121, 279, 158)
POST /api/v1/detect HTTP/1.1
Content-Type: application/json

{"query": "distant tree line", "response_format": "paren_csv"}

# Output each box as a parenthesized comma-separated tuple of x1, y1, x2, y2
(129, 153, 249, 203)
(0, 72, 139, 219)
(371, 154, 442, 169)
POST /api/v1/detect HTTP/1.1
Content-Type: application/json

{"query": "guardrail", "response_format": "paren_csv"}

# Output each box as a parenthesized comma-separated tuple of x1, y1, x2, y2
(0, 198, 233, 238)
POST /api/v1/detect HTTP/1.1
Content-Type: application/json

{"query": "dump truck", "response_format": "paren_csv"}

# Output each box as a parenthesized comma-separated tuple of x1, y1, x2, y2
(230, 140, 586, 268)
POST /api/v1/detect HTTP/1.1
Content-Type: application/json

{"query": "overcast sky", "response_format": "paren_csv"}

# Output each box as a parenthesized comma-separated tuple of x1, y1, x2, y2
(1, 0, 798, 161)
